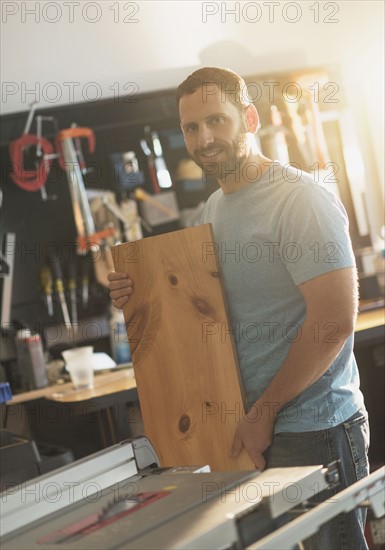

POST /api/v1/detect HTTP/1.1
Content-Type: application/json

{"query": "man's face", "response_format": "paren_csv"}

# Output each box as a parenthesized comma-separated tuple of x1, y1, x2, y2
(179, 86, 249, 181)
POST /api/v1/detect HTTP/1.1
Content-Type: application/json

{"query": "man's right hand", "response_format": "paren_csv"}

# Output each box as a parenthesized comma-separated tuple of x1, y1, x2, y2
(107, 272, 134, 309)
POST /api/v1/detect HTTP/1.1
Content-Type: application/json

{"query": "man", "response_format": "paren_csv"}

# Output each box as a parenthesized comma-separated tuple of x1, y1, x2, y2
(108, 67, 369, 549)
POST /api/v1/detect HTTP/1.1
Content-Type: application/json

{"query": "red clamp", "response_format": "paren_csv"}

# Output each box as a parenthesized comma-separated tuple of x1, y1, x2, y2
(77, 227, 116, 254)
(55, 127, 95, 171)
(9, 134, 54, 192)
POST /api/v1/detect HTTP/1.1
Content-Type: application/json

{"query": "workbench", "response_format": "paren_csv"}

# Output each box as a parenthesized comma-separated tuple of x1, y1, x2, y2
(355, 304, 385, 343)
(5, 369, 139, 457)
(8, 368, 137, 405)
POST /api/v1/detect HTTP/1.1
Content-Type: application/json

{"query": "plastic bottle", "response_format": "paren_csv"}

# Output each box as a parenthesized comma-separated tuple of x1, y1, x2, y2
(109, 305, 132, 365)
(15, 329, 48, 389)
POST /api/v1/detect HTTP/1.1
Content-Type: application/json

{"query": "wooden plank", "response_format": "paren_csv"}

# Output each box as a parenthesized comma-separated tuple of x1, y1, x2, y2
(112, 224, 255, 471)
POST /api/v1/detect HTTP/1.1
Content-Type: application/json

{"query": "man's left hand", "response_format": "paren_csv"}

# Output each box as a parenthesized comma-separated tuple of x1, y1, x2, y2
(230, 403, 276, 470)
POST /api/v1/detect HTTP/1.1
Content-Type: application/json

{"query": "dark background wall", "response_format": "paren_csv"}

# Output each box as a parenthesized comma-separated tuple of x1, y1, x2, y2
(1, 87, 210, 339)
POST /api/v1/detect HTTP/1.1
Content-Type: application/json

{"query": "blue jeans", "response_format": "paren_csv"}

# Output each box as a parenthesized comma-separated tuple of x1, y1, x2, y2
(264, 408, 370, 550)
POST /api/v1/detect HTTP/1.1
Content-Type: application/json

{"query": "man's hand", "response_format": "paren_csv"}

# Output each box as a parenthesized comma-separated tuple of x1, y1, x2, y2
(107, 271, 134, 309)
(230, 402, 276, 470)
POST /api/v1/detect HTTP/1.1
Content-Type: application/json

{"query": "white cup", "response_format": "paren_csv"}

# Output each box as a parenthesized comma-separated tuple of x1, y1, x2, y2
(62, 346, 94, 390)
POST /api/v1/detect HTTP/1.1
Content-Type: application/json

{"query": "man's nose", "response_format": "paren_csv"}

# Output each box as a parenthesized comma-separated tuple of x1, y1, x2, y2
(197, 125, 214, 148)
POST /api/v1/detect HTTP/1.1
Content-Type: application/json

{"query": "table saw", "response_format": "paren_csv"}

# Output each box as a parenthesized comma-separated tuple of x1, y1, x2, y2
(1, 437, 384, 549)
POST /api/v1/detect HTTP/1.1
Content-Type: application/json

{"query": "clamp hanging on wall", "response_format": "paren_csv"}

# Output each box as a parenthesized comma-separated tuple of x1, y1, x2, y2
(9, 134, 54, 192)
(9, 103, 58, 197)
(56, 126, 115, 254)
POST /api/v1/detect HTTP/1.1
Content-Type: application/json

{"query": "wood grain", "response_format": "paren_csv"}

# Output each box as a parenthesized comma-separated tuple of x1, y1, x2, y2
(112, 224, 255, 471)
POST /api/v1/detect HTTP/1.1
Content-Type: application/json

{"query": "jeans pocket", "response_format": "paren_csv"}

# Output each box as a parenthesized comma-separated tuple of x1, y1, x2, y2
(343, 411, 370, 481)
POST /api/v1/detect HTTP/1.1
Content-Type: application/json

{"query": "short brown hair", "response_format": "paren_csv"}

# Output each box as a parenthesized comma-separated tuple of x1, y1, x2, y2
(176, 67, 251, 114)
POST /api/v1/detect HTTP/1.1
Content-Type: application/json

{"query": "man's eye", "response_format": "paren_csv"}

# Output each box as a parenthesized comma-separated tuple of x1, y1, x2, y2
(211, 116, 225, 125)
(185, 125, 197, 133)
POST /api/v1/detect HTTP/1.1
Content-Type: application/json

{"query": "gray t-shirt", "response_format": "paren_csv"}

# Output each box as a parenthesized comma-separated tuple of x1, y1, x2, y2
(200, 162, 364, 433)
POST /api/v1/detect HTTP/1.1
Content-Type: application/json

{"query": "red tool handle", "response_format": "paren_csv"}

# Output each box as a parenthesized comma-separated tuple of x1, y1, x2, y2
(148, 157, 161, 194)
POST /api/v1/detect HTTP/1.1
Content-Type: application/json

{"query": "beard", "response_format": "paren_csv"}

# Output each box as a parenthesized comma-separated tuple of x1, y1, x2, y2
(193, 130, 249, 182)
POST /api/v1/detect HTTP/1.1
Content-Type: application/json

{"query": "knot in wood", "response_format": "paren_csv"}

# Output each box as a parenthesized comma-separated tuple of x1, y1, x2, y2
(178, 414, 191, 433)
(191, 296, 214, 316)
(168, 274, 178, 286)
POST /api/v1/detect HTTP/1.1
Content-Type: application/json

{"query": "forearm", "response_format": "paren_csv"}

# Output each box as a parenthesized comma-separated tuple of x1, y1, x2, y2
(253, 316, 353, 418)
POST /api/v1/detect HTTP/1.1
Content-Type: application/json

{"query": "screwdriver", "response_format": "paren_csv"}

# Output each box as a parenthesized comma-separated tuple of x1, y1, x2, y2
(40, 265, 54, 316)
(81, 255, 90, 307)
(67, 260, 78, 333)
(48, 253, 71, 329)
(150, 130, 172, 189)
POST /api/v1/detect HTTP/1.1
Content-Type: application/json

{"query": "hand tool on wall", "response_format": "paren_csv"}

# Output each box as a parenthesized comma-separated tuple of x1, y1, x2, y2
(48, 254, 71, 330)
(56, 127, 115, 253)
(56, 127, 96, 239)
(67, 260, 78, 332)
(9, 103, 57, 194)
(35, 115, 59, 201)
(142, 126, 172, 192)
(0, 233, 16, 329)
(39, 265, 54, 317)
(23, 102, 37, 135)
(140, 131, 161, 194)
(81, 259, 89, 308)
(72, 122, 88, 176)
(149, 130, 173, 190)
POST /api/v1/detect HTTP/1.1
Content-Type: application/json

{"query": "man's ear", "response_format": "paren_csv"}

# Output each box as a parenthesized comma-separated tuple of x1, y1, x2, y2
(245, 104, 260, 133)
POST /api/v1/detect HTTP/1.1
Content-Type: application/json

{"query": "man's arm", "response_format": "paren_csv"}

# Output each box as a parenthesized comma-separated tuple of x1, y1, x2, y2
(231, 266, 358, 469)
